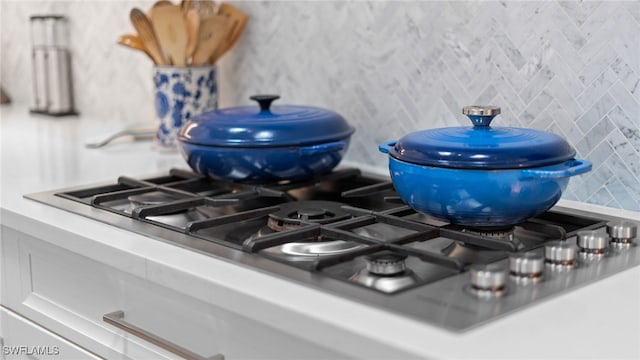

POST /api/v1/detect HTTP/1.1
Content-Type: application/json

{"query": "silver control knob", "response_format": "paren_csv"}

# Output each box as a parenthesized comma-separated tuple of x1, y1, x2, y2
(509, 252, 544, 282)
(469, 263, 507, 290)
(606, 221, 637, 246)
(544, 241, 576, 268)
(577, 230, 609, 255)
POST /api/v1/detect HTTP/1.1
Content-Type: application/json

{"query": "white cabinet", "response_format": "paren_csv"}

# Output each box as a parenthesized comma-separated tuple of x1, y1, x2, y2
(1, 306, 100, 360)
(2, 226, 176, 359)
(0, 225, 351, 360)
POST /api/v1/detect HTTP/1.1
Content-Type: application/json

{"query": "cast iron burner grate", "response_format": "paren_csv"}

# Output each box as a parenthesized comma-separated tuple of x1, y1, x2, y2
(45, 168, 607, 294)
(24, 167, 640, 330)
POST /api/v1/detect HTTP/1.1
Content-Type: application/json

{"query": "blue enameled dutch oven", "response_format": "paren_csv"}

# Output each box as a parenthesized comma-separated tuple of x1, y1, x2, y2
(177, 95, 354, 183)
(378, 105, 592, 227)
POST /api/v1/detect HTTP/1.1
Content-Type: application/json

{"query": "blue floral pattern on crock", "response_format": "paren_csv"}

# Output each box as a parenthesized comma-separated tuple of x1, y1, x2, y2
(153, 66, 217, 148)
(154, 91, 169, 118)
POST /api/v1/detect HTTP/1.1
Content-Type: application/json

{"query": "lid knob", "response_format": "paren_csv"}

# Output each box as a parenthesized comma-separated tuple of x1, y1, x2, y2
(250, 94, 280, 112)
(462, 105, 501, 127)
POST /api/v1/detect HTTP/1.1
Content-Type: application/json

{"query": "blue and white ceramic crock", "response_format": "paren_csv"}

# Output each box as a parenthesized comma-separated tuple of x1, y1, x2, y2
(153, 66, 217, 149)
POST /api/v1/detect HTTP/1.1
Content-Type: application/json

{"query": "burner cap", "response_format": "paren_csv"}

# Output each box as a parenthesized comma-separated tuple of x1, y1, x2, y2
(279, 241, 365, 257)
(295, 207, 332, 220)
(267, 201, 350, 231)
(365, 251, 408, 276)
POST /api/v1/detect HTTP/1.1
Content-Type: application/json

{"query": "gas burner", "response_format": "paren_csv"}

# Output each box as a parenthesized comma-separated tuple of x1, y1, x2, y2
(350, 251, 420, 293)
(261, 240, 366, 262)
(462, 226, 516, 242)
(366, 252, 407, 275)
(128, 191, 177, 207)
(267, 201, 351, 231)
(280, 241, 363, 257)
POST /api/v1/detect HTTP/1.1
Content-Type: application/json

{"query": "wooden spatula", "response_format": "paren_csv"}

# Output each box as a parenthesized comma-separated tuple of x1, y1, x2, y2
(130, 8, 167, 65)
(210, 3, 248, 63)
(191, 14, 228, 66)
(184, 9, 200, 64)
(150, 5, 189, 66)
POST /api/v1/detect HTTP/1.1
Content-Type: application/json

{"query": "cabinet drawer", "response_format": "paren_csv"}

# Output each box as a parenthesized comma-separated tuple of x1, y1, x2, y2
(2, 226, 222, 359)
(1, 306, 100, 360)
(1, 226, 350, 360)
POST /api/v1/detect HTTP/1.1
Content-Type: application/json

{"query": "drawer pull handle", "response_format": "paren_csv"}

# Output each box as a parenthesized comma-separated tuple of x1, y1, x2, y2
(103, 310, 224, 360)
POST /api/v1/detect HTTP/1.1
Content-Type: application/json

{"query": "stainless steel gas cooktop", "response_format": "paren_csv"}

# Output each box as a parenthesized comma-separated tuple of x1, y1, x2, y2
(26, 168, 640, 331)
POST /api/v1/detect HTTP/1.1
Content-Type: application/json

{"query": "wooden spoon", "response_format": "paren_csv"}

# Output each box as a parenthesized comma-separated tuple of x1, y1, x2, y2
(153, 0, 173, 7)
(209, 3, 248, 63)
(180, 0, 192, 14)
(130, 8, 167, 65)
(191, 14, 228, 66)
(148, 0, 173, 17)
(184, 9, 200, 64)
(117, 34, 153, 60)
(150, 5, 189, 66)
(118, 34, 146, 52)
(188, 0, 217, 19)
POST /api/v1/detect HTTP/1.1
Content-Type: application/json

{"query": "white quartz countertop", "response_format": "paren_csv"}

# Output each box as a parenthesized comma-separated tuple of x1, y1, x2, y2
(2, 105, 639, 359)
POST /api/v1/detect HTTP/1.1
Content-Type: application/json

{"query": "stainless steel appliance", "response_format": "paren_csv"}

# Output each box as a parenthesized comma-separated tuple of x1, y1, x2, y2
(29, 15, 76, 116)
(26, 168, 640, 331)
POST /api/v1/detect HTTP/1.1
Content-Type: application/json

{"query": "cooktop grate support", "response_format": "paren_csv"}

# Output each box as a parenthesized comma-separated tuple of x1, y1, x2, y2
(54, 169, 607, 268)
(48, 168, 611, 277)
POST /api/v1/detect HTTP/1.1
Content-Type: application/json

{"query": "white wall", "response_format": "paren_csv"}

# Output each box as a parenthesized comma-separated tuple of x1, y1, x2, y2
(2, 0, 639, 210)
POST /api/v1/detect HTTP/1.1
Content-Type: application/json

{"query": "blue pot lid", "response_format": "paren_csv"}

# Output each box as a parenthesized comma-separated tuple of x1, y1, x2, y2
(178, 95, 354, 147)
(389, 106, 576, 169)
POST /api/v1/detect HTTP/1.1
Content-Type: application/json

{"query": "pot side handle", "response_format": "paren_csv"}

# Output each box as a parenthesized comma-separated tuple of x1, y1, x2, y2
(378, 141, 397, 154)
(519, 159, 592, 179)
(299, 141, 346, 156)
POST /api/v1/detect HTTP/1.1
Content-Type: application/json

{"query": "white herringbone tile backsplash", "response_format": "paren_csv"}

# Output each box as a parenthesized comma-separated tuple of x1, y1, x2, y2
(2, 1, 639, 210)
